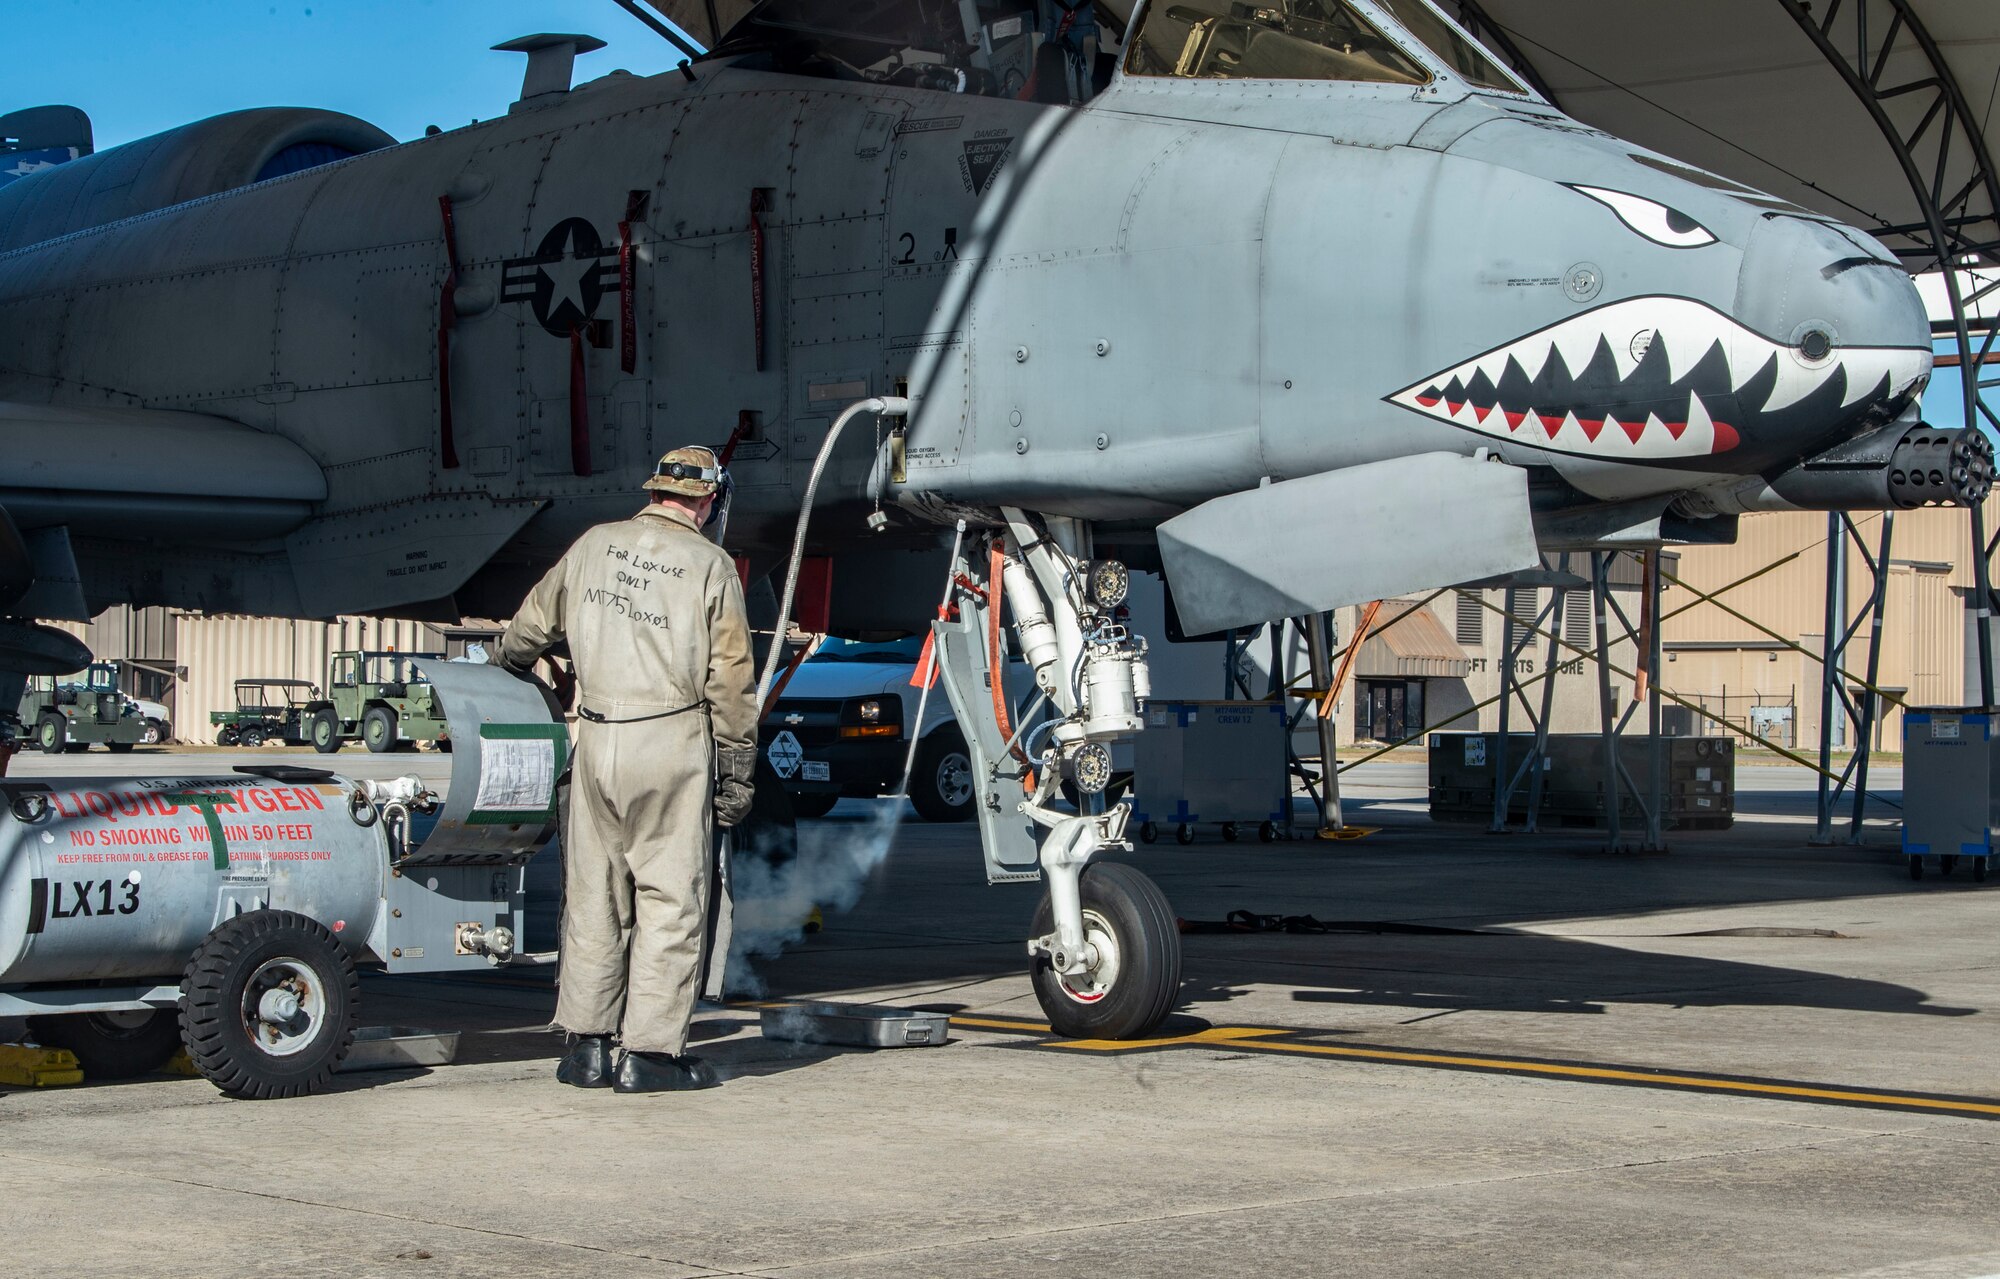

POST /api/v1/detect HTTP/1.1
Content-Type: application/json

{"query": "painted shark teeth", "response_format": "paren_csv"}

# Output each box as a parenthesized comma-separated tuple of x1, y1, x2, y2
(1385, 296, 1931, 462)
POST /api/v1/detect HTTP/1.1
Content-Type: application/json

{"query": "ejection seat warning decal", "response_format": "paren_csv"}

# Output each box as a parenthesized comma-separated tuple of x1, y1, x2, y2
(471, 725, 569, 825)
(961, 132, 1013, 197)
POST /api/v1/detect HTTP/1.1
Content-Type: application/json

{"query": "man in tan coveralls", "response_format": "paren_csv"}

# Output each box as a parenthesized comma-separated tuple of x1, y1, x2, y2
(500, 446, 757, 1094)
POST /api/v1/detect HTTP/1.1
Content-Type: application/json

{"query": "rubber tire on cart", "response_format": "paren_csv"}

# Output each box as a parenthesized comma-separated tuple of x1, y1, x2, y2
(240, 725, 268, 749)
(1175, 823, 1195, 846)
(179, 910, 358, 1100)
(1942, 854, 1960, 876)
(26, 1009, 183, 1080)
(362, 706, 397, 754)
(1221, 822, 1239, 843)
(1258, 821, 1278, 844)
(217, 725, 241, 747)
(1029, 861, 1183, 1040)
(788, 791, 839, 820)
(1909, 855, 1924, 881)
(909, 727, 976, 823)
(38, 715, 65, 754)
(309, 710, 341, 754)
(107, 741, 135, 754)
(1977, 858, 1991, 883)
(1138, 821, 1158, 845)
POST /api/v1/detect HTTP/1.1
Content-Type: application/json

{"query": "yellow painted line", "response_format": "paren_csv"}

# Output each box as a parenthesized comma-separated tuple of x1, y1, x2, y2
(949, 1014, 1052, 1033)
(941, 1013, 2000, 1119)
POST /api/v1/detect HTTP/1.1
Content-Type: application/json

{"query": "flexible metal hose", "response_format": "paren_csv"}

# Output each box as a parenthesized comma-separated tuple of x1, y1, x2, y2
(754, 396, 912, 707)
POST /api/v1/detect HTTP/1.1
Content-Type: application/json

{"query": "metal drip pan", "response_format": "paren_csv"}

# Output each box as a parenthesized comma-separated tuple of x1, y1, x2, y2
(758, 1001, 949, 1048)
(337, 1026, 462, 1072)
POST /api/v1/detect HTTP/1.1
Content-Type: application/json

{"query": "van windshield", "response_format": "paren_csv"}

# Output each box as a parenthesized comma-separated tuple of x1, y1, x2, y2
(1125, 1, 1430, 85)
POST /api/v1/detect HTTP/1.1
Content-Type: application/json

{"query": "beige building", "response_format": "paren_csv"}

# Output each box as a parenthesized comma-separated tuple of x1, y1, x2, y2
(1337, 505, 1988, 753)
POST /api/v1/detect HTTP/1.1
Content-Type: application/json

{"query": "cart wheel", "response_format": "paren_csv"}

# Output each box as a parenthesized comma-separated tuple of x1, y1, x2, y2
(1029, 861, 1182, 1039)
(1175, 823, 1195, 846)
(1942, 855, 1960, 876)
(1138, 822, 1158, 845)
(107, 742, 135, 754)
(1978, 858, 1991, 883)
(216, 725, 240, 747)
(309, 710, 341, 754)
(240, 725, 268, 749)
(1909, 855, 1924, 881)
(25, 1009, 183, 1080)
(38, 715, 65, 754)
(179, 910, 358, 1100)
(1220, 822, 1239, 843)
(1258, 821, 1278, 844)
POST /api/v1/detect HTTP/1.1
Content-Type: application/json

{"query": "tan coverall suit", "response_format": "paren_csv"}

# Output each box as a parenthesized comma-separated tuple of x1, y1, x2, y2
(499, 504, 756, 1055)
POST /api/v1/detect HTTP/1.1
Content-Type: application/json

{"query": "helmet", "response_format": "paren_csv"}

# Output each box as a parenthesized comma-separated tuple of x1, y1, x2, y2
(644, 445, 726, 497)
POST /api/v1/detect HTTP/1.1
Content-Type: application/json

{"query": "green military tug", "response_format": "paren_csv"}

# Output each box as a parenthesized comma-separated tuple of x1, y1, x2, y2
(305, 650, 450, 753)
(18, 660, 147, 753)
(209, 678, 320, 747)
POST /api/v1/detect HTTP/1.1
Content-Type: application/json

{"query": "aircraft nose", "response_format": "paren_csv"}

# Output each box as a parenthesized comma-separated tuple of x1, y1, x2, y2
(1727, 213, 1932, 449)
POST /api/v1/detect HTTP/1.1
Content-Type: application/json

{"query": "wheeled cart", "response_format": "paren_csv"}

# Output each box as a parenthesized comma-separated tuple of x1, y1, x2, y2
(1130, 700, 1287, 847)
(1900, 708, 1998, 883)
(0, 661, 565, 1096)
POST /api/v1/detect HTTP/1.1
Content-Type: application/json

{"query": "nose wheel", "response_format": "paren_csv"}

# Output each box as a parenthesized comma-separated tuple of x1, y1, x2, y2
(1029, 861, 1181, 1039)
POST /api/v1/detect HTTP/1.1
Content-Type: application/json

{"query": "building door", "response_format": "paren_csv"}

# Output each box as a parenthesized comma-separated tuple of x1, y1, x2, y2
(1358, 680, 1426, 742)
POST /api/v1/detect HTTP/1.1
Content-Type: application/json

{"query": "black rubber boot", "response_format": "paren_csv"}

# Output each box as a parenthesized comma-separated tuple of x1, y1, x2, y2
(556, 1034, 614, 1088)
(613, 1051, 719, 1093)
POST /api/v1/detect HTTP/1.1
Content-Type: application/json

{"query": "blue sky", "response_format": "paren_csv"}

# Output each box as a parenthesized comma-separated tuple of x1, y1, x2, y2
(9, 1, 697, 150)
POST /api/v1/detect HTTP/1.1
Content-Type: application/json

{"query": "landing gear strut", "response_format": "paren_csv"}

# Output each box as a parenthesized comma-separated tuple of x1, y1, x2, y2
(928, 510, 1181, 1039)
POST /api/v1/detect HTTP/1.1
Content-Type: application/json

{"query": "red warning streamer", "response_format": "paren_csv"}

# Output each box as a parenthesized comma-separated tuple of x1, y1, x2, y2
(618, 189, 645, 375)
(569, 326, 592, 477)
(749, 189, 769, 373)
(435, 195, 462, 470)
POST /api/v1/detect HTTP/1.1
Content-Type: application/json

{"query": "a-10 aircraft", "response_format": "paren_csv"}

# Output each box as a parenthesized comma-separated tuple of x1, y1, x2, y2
(0, 0, 1986, 1037)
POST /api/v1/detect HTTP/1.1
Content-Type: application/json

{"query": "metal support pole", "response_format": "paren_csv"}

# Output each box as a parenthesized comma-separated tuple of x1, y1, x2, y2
(1524, 564, 1571, 834)
(1304, 611, 1344, 834)
(1643, 552, 1666, 852)
(1813, 513, 1846, 844)
(1849, 513, 1895, 841)
(1490, 590, 1519, 833)
(1591, 553, 1622, 851)
(1973, 503, 1997, 707)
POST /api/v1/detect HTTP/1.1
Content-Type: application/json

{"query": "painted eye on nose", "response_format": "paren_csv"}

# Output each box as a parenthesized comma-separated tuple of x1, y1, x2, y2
(1567, 185, 1718, 249)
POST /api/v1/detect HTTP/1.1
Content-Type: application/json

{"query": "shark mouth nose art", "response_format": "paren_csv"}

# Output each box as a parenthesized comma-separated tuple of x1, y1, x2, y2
(1386, 297, 1932, 461)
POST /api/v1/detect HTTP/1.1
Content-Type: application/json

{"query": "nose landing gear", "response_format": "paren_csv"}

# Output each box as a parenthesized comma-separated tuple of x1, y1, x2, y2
(926, 509, 1181, 1039)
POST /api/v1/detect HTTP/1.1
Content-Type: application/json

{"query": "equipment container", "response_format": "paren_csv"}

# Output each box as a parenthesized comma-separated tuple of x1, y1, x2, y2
(1900, 708, 1998, 882)
(759, 1001, 950, 1048)
(1429, 732, 1734, 830)
(1130, 699, 1288, 845)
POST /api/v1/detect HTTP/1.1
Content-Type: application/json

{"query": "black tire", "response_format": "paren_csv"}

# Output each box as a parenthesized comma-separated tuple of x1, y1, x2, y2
(362, 706, 397, 754)
(1977, 859, 1991, 883)
(1258, 821, 1278, 844)
(1942, 855, 1960, 877)
(909, 728, 975, 823)
(240, 725, 268, 748)
(217, 725, 241, 747)
(1910, 856, 1924, 881)
(179, 910, 358, 1100)
(309, 710, 341, 754)
(1029, 862, 1182, 1039)
(1175, 823, 1195, 846)
(107, 741, 135, 754)
(143, 719, 166, 745)
(26, 1009, 183, 1080)
(1221, 822, 1239, 843)
(788, 791, 840, 820)
(1138, 821, 1158, 845)
(38, 715, 65, 754)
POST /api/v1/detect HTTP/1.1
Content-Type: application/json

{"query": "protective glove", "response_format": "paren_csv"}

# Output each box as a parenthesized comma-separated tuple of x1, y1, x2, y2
(714, 746, 757, 827)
